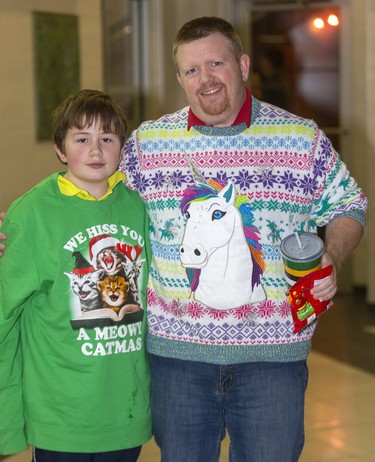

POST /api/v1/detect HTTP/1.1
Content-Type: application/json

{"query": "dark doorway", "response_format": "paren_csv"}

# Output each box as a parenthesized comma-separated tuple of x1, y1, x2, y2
(250, 6, 341, 150)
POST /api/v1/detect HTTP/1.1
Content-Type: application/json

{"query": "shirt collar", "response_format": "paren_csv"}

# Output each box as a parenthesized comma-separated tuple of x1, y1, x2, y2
(187, 87, 252, 130)
(58, 170, 125, 201)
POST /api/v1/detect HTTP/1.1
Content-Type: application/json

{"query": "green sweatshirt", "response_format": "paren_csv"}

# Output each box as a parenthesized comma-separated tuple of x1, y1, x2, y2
(0, 173, 152, 455)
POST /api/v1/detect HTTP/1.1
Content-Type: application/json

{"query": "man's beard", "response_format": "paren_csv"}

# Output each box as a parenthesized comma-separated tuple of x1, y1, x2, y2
(197, 86, 230, 117)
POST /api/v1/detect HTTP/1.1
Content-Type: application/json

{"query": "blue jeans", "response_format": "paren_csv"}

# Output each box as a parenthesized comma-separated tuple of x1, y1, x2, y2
(149, 354, 308, 462)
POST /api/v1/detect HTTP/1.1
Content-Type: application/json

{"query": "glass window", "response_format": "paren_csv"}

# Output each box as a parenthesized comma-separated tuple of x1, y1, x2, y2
(102, 0, 145, 131)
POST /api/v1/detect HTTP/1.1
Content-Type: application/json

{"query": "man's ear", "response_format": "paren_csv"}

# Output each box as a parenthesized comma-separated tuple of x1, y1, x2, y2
(54, 143, 67, 164)
(177, 72, 183, 88)
(240, 54, 251, 82)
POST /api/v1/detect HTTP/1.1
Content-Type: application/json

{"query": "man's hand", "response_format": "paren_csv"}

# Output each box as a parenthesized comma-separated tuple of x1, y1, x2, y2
(310, 253, 336, 301)
(0, 211, 6, 257)
(310, 217, 364, 302)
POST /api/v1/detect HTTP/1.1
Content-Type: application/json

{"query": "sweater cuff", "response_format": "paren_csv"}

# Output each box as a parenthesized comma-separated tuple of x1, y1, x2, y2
(329, 209, 366, 228)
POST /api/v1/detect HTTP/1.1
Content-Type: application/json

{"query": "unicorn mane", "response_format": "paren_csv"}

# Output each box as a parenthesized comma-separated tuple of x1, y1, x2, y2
(239, 202, 265, 287)
(180, 180, 221, 214)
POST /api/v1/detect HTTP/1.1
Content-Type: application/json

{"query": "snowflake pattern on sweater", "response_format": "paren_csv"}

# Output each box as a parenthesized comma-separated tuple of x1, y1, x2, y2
(120, 98, 367, 364)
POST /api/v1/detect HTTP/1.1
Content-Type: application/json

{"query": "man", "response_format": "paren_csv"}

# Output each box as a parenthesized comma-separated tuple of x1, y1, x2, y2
(1, 16, 368, 462)
(121, 16, 367, 461)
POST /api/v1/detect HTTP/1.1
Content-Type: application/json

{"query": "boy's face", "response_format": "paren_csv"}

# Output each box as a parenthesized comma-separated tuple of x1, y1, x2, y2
(54, 120, 123, 198)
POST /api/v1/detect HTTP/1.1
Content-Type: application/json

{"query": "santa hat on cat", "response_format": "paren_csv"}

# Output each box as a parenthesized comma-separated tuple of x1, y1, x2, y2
(89, 234, 118, 263)
(71, 251, 95, 275)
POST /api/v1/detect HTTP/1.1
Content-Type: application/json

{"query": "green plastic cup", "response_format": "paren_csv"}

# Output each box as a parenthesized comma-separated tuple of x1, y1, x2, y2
(280, 232, 324, 286)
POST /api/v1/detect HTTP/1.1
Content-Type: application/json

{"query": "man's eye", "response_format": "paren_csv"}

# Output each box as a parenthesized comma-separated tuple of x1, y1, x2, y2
(185, 67, 197, 76)
(211, 61, 223, 67)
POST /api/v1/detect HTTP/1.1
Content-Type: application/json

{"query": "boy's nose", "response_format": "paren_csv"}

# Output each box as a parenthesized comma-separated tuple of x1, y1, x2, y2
(89, 141, 103, 156)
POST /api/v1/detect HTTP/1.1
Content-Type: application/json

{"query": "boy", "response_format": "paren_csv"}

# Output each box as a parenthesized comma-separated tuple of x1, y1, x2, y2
(0, 90, 151, 462)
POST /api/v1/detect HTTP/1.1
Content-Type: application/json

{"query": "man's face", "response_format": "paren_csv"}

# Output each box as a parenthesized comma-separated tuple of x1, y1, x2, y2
(176, 33, 250, 127)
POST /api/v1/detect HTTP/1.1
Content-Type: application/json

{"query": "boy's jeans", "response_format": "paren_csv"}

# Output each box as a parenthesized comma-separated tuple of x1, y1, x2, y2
(150, 354, 308, 462)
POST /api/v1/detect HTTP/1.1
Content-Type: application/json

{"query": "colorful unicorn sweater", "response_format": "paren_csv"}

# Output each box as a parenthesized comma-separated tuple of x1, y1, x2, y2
(121, 97, 367, 365)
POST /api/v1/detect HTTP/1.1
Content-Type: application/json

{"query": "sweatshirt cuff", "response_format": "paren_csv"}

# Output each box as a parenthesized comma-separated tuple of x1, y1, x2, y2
(0, 428, 28, 455)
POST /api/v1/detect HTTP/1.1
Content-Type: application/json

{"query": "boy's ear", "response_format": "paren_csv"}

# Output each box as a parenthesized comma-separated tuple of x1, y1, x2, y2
(54, 143, 67, 164)
(118, 144, 125, 162)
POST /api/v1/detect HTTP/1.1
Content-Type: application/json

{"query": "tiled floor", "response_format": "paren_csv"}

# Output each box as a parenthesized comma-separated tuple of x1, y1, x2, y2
(2, 291, 375, 462)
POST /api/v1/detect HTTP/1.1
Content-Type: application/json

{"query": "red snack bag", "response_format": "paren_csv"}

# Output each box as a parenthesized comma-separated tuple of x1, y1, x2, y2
(287, 265, 334, 334)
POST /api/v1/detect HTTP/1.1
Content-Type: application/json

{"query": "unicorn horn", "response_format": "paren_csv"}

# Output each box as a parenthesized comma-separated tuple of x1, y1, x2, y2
(185, 154, 209, 185)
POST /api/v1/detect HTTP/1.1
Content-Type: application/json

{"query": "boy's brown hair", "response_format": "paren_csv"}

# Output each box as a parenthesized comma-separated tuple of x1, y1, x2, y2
(172, 16, 244, 72)
(52, 89, 128, 153)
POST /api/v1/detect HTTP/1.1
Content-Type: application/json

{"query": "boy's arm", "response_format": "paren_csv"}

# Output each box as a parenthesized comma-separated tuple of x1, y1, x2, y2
(0, 310, 28, 455)
(0, 212, 6, 257)
(0, 217, 37, 454)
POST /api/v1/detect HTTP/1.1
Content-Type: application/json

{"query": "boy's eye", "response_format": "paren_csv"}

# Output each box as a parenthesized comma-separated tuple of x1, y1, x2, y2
(102, 137, 113, 143)
(77, 138, 88, 143)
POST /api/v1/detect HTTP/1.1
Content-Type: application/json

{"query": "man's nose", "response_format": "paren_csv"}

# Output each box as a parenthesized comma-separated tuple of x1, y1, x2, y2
(200, 65, 213, 82)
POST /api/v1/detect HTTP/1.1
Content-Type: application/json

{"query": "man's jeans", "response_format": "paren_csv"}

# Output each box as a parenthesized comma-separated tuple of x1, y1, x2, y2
(150, 354, 308, 462)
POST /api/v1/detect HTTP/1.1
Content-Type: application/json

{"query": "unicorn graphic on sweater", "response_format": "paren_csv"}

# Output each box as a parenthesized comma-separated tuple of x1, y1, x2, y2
(179, 172, 266, 310)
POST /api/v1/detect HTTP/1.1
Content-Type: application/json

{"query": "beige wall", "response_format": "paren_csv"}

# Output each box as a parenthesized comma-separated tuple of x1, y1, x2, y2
(364, 0, 375, 302)
(0, 0, 103, 210)
(339, 0, 375, 301)
(348, 0, 367, 287)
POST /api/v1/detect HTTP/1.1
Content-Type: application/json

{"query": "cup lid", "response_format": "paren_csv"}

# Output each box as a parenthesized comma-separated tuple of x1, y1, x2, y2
(280, 232, 324, 261)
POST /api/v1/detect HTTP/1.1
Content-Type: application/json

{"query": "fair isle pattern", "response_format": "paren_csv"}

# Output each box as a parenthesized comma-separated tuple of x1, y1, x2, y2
(121, 98, 368, 365)
(146, 288, 305, 339)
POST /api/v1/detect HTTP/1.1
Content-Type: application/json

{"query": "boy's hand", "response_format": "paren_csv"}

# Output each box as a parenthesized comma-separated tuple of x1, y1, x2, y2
(0, 211, 6, 257)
